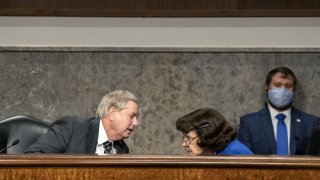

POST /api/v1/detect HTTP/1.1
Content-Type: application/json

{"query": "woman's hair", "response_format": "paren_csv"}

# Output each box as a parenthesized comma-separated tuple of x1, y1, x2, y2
(96, 90, 138, 118)
(176, 108, 236, 153)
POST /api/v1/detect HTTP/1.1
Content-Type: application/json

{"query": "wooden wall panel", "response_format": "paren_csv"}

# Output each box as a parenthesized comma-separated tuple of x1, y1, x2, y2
(237, 0, 320, 9)
(0, 0, 319, 17)
(1, 155, 320, 180)
(1, 167, 320, 180)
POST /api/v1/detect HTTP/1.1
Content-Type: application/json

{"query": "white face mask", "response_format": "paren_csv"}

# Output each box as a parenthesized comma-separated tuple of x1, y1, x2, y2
(268, 87, 294, 108)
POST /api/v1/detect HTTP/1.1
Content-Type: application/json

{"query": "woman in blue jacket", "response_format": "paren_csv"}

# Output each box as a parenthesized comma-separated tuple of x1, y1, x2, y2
(176, 108, 253, 155)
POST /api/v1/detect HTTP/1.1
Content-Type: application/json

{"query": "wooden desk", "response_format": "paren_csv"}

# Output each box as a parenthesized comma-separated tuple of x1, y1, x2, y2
(1, 155, 320, 179)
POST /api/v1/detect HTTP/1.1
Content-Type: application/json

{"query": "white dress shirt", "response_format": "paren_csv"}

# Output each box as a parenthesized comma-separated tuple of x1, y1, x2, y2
(95, 119, 116, 155)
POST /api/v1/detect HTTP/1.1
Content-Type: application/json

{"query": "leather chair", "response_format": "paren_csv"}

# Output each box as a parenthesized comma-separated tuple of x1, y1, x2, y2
(0, 115, 50, 154)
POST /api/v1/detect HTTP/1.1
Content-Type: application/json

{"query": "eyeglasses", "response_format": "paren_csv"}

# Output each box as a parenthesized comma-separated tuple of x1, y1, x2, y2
(183, 135, 198, 145)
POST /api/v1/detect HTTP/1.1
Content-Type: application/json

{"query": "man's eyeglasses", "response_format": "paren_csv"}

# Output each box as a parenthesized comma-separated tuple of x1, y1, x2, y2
(183, 135, 198, 145)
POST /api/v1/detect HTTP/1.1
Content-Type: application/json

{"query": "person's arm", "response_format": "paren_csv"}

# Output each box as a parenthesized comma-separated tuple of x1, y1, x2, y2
(25, 116, 74, 153)
(237, 117, 253, 152)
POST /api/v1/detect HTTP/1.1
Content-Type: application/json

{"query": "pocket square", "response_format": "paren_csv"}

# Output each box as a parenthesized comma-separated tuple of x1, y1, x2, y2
(297, 119, 301, 123)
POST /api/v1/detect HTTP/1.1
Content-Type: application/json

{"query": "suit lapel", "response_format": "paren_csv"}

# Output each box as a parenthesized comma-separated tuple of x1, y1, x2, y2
(259, 107, 277, 154)
(85, 118, 100, 153)
(290, 107, 302, 155)
(113, 140, 129, 154)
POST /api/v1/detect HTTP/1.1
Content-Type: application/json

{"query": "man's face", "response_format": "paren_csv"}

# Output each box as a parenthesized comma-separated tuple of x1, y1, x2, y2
(266, 72, 294, 91)
(111, 100, 139, 140)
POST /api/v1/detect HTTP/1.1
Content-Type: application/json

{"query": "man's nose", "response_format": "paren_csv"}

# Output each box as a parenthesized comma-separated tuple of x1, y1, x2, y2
(132, 117, 138, 126)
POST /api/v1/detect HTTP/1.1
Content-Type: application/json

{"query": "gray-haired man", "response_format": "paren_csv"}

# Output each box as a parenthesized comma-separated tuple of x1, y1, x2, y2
(26, 90, 139, 154)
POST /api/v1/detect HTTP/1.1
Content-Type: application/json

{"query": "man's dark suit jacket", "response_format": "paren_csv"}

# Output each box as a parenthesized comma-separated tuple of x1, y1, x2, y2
(25, 116, 129, 154)
(237, 106, 320, 155)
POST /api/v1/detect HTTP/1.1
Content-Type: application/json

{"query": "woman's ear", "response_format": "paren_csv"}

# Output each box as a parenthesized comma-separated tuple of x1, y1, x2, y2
(196, 139, 201, 145)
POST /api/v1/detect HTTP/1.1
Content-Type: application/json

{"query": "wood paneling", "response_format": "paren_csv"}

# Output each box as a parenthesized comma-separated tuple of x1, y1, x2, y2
(2, 154, 320, 167)
(2, 167, 320, 179)
(238, 0, 320, 9)
(1, 155, 320, 179)
(0, 0, 319, 17)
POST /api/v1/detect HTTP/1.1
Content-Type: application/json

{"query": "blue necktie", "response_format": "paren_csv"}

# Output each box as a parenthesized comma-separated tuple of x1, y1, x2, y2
(276, 113, 288, 155)
(102, 141, 113, 154)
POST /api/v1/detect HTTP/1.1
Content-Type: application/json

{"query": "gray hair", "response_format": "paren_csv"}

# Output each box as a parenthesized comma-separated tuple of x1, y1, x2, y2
(96, 90, 139, 118)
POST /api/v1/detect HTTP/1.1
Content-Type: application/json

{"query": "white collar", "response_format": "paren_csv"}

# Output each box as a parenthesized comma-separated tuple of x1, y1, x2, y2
(97, 119, 110, 145)
(268, 104, 291, 119)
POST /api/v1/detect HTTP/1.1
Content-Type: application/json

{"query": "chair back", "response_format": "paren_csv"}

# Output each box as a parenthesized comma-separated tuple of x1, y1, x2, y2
(0, 115, 50, 154)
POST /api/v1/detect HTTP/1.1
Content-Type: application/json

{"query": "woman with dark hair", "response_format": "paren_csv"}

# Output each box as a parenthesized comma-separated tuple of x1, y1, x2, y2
(176, 108, 253, 155)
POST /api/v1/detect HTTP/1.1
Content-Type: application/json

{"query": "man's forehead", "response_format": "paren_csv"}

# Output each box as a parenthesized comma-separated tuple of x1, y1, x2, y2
(125, 100, 138, 105)
(272, 72, 294, 81)
(122, 102, 139, 113)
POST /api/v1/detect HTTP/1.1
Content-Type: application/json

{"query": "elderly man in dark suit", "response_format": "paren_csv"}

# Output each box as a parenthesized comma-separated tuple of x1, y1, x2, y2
(237, 67, 319, 155)
(26, 90, 139, 154)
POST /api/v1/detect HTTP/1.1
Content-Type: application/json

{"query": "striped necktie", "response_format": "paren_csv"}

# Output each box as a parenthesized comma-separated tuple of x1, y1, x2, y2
(102, 141, 113, 154)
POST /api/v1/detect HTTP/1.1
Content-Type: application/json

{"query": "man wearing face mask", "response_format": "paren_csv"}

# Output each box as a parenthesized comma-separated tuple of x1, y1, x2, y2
(237, 67, 320, 155)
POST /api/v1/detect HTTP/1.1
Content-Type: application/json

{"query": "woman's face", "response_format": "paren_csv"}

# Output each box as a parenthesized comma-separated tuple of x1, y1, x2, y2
(182, 130, 204, 155)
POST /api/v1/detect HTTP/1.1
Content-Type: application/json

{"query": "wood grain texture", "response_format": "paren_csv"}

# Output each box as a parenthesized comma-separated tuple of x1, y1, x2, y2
(1, 155, 320, 179)
(0, 0, 319, 17)
(1, 167, 320, 180)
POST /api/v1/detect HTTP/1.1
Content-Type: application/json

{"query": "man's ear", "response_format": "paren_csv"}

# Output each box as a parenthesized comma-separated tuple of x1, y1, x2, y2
(108, 107, 117, 120)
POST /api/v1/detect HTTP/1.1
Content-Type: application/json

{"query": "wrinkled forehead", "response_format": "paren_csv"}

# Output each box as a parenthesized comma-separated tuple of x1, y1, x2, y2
(122, 100, 139, 113)
(271, 72, 294, 82)
(121, 100, 138, 108)
(184, 130, 197, 137)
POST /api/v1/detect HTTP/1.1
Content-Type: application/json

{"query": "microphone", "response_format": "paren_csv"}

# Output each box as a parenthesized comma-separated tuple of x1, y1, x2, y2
(0, 139, 20, 153)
